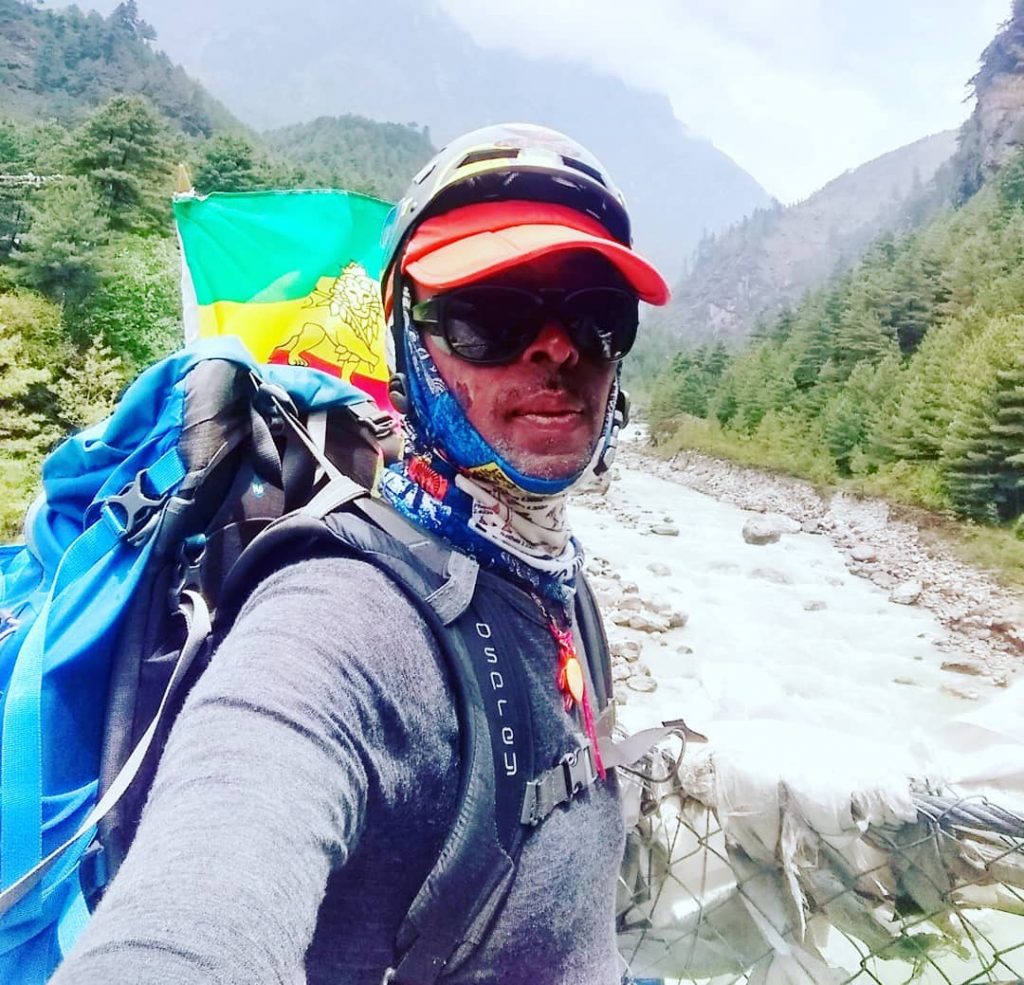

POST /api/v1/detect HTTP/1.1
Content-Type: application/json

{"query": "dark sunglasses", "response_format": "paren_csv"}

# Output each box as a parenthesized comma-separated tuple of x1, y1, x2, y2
(409, 285, 640, 365)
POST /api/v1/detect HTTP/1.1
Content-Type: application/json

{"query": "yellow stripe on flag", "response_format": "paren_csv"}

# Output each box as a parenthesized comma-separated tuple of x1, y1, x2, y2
(196, 268, 388, 384)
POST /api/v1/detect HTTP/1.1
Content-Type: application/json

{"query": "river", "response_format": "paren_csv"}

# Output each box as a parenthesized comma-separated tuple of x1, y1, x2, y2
(568, 450, 1024, 985)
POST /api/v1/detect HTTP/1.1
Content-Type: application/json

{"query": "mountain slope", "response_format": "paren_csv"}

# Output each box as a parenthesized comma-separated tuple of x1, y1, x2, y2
(70, 0, 772, 277)
(264, 116, 434, 203)
(955, 0, 1024, 198)
(0, 0, 238, 135)
(649, 130, 959, 348)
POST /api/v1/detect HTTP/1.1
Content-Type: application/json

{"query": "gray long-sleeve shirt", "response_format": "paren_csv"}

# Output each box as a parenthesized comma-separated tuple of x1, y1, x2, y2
(50, 555, 625, 984)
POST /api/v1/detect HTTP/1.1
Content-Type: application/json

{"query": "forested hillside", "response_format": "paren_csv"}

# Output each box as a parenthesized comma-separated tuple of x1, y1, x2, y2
(0, 0, 235, 132)
(645, 3, 1024, 561)
(0, 0, 432, 537)
(643, 130, 958, 352)
(264, 117, 433, 202)
(648, 158, 1024, 544)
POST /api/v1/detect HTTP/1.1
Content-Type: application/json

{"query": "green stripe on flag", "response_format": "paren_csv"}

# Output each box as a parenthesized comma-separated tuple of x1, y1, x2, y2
(173, 189, 394, 306)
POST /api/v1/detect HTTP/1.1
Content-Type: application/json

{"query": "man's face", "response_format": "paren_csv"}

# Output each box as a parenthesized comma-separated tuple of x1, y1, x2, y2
(416, 252, 621, 482)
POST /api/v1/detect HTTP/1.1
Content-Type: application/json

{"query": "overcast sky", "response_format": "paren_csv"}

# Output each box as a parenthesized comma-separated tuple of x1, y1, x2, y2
(437, 0, 1009, 203)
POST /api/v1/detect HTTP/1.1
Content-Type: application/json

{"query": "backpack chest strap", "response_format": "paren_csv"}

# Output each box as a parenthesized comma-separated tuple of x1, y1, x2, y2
(520, 740, 598, 827)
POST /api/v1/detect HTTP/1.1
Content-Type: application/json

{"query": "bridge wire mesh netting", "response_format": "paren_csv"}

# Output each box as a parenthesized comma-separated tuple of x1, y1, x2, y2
(615, 741, 1024, 985)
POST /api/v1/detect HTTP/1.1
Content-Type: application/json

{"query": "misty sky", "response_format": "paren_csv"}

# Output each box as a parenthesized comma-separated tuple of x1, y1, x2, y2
(438, 0, 1009, 203)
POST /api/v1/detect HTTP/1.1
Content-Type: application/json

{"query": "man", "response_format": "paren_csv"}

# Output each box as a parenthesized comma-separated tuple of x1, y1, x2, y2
(50, 124, 670, 984)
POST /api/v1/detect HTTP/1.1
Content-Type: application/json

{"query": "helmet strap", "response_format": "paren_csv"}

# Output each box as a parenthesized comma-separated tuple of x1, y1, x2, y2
(594, 386, 630, 476)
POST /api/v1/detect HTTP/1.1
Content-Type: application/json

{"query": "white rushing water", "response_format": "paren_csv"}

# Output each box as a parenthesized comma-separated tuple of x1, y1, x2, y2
(570, 460, 1024, 985)
(569, 463, 1004, 745)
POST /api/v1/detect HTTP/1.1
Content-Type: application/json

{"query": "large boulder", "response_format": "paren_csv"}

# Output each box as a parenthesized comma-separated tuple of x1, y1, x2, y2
(742, 518, 781, 545)
(890, 580, 923, 605)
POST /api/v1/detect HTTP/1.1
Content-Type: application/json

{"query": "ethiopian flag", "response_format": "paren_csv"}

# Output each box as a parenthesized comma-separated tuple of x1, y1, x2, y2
(173, 189, 395, 407)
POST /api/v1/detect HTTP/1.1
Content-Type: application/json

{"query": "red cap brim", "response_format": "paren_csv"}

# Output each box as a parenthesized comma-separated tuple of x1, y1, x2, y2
(400, 201, 670, 306)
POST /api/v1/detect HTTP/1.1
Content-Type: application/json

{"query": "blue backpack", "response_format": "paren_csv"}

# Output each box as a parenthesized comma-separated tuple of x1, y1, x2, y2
(0, 336, 399, 980)
(0, 336, 618, 984)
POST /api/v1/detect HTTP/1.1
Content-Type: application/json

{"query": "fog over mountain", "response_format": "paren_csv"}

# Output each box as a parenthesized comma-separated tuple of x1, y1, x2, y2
(647, 129, 960, 348)
(64, 0, 773, 278)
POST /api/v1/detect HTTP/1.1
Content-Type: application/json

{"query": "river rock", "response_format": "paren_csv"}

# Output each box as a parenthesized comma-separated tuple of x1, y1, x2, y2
(802, 600, 828, 612)
(646, 562, 672, 577)
(668, 610, 689, 629)
(618, 595, 643, 612)
(870, 571, 898, 590)
(627, 676, 658, 693)
(766, 512, 803, 534)
(850, 544, 878, 563)
(742, 518, 781, 545)
(890, 581, 923, 606)
(612, 662, 632, 683)
(649, 523, 680, 537)
(629, 612, 670, 633)
(611, 639, 642, 662)
(941, 658, 988, 677)
(942, 683, 982, 702)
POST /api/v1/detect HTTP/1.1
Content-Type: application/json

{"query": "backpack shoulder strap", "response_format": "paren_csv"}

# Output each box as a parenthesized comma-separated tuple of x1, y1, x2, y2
(219, 500, 536, 985)
(573, 573, 612, 713)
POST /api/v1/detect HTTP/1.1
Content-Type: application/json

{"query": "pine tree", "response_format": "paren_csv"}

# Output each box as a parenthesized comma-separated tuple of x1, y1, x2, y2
(193, 133, 272, 193)
(70, 95, 172, 230)
(13, 178, 109, 304)
(989, 355, 1024, 518)
(943, 316, 1024, 520)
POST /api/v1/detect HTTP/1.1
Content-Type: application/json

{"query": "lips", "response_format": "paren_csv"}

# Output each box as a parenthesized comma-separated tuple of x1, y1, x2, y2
(508, 394, 585, 417)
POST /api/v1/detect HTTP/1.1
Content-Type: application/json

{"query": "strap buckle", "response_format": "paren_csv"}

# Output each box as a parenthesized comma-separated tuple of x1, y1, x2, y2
(519, 742, 597, 827)
(102, 470, 168, 545)
(253, 380, 299, 435)
(168, 534, 207, 610)
(561, 745, 594, 797)
(347, 400, 398, 441)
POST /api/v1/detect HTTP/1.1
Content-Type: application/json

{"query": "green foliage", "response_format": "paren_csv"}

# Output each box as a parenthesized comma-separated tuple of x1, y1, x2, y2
(0, 0, 237, 135)
(72, 236, 182, 369)
(0, 288, 65, 365)
(69, 95, 173, 231)
(264, 115, 433, 201)
(646, 341, 730, 438)
(192, 133, 277, 193)
(942, 319, 1024, 521)
(649, 153, 1024, 529)
(13, 177, 109, 303)
(52, 337, 127, 429)
(0, 303, 59, 537)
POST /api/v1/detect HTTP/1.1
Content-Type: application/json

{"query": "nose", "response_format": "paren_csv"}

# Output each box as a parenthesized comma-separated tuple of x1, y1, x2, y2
(520, 317, 579, 369)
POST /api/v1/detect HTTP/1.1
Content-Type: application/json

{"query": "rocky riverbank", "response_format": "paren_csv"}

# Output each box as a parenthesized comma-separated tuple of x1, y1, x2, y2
(586, 445, 1024, 698)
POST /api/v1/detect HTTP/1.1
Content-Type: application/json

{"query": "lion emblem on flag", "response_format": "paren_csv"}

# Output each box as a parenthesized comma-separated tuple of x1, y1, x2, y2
(277, 262, 385, 375)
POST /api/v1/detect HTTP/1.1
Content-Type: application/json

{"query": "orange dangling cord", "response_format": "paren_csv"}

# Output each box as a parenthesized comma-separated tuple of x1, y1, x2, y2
(550, 622, 606, 779)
